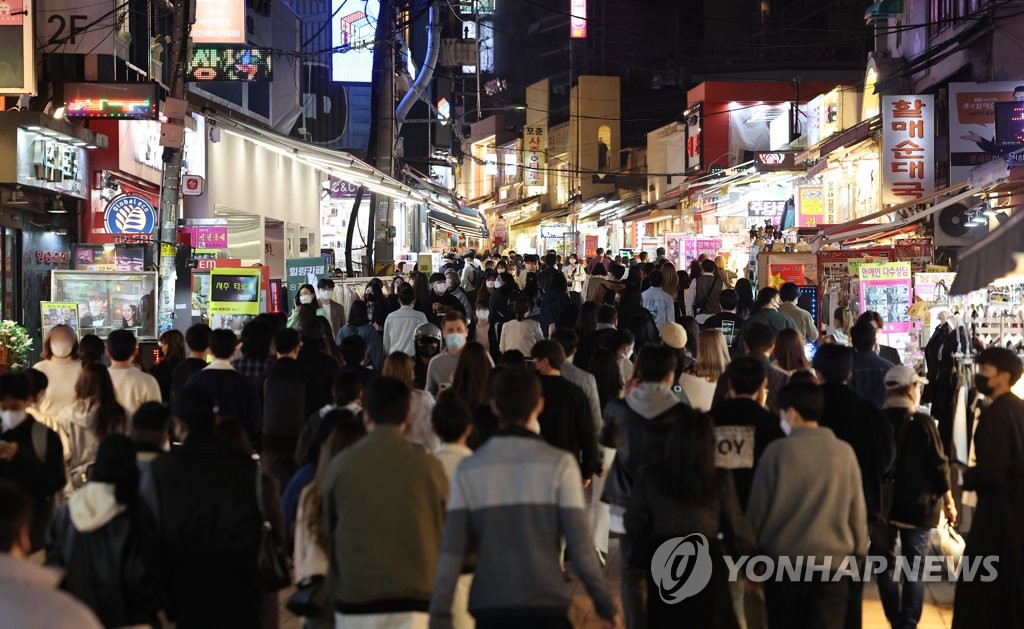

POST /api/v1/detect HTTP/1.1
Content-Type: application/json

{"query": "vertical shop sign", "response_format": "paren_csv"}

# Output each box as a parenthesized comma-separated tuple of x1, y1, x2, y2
(285, 257, 329, 308)
(882, 95, 935, 204)
(685, 104, 703, 173)
(584, 235, 598, 259)
(524, 125, 545, 187)
(823, 180, 838, 225)
(894, 238, 934, 273)
(859, 262, 913, 333)
(569, 0, 587, 38)
(796, 186, 824, 227)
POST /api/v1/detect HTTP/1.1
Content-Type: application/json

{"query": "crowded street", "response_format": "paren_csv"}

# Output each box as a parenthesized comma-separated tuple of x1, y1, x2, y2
(2, 0, 1024, 628)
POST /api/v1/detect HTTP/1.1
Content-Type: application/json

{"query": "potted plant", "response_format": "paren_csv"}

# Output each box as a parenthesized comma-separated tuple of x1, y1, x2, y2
(0, 320, 33, 372)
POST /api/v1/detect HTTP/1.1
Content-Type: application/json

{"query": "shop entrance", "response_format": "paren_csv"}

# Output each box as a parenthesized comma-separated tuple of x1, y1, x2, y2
(1, 227, 22, 322)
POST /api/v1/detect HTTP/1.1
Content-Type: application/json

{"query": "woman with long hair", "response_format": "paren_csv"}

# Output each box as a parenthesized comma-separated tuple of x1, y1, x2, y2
(539, 271, 570, 336)
(563, 253, 587, 299)
(293, 415, 367, 629)
(382, 352, 437, 450)
(499, 298, 544, 355)
(56, 363, 129, 495)
(678, 330, 731, 412)
(772, 328, 811, 374)
(288, 284, 329, 329)
(627, 312, 660, 349)
(576, 301, 599, 340)
(625, 415, 756, 628)
(412, 271, 432, 317)
(449, 341, 493, 411)
(734, 278, 754, 319)
(32, 324, 83, 427)
(337, 300, 384, 372)
(588, 348, 623, 410)
(829, 307, 853, 346)
(661, 262, 680, 302)
(616, 285, 645, 333)
(151, 329, 186, 402)
(45, 434, 159, 627)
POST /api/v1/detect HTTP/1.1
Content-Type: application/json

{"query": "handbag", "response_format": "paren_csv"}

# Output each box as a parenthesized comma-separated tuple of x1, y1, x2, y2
(285, 575, 331, 618)
(255, 468, 291, 592)
(937, 515, 966, 563)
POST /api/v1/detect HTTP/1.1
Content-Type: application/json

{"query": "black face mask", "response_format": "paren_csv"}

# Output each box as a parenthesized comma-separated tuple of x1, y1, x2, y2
(975, 374, 993, 396)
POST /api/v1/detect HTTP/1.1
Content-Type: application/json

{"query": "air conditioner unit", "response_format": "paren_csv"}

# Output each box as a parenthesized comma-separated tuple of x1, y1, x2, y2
(933, 202, 988, 247)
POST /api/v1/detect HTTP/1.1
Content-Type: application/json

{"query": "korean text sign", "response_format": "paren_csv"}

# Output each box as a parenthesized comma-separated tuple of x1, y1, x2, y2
(882, 95, 935, 204)
(524, 125, 545, 187)
(180, 226, 229, 249)
(859, 262, 912, 333)
(208, 268, 261, 316)
(286, 257, 328, 308)
(796, 186, 824, 227)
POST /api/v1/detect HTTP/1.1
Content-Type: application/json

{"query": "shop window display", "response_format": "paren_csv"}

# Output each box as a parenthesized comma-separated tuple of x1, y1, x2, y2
(50, 271, 158, 340)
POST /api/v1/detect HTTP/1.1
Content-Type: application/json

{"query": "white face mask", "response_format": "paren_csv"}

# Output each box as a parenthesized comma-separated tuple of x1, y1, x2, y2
(485, 280, 496, 289)
(433, 283, 448, 296)
(779, 412, 792, 436)
(445, 332, 467, 351)
(476, 308, 490, 321)
(50, 339, 74, 358)
(318, 289, 333, 301)
(494, 280, 504, 289)
(299, 294, 314, 305)
(0, 409, 28, 432)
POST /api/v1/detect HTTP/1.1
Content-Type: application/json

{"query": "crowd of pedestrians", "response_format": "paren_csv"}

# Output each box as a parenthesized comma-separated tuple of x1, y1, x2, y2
(0, 247, 1020, 629)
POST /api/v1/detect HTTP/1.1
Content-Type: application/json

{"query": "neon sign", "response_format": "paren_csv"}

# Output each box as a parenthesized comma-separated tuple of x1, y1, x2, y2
(64, 82, 159, 120)
(570, 0, 587, 38)
(188, 46, 274, 81)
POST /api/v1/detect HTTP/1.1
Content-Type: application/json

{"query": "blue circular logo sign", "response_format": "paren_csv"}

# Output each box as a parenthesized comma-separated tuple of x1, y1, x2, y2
(104, 194, 157, 234)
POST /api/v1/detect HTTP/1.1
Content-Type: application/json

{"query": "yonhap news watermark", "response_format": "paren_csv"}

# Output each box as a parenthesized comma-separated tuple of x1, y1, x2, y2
(651, 534, 999, 604)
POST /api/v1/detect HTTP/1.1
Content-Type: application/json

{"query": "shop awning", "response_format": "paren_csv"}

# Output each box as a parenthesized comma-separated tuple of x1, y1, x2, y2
(207, 114, 449, 212)
(821, 183, 975, 243)
(485, 194, 545, 215)
(950, 173, 1024, 295)
(511, 207, 570, 230)
(428, 207, 488, 239)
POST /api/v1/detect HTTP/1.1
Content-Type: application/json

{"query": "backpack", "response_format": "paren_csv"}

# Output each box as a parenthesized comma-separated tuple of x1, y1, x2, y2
(469, 264, 485, 289)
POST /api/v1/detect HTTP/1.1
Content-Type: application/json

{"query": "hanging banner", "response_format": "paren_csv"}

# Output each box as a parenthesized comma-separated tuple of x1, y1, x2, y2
(881, 95, 936, 204)
(796, 186, 824, 228)
(208, 267, 261, 316)
(285, 257, 329, 308)
(859, 262, 913, 333)
(768, 264, 805, 288)
(584, 234, 599, 259)
(523, 124, 546, 187)
(894, 238, 934, 273)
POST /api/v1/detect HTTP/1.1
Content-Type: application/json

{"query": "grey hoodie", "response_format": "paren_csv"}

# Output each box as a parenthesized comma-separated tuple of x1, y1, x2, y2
(68, 483, 125, 533)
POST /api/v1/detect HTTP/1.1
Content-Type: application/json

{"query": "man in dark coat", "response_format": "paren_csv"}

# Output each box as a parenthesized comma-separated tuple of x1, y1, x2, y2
(953, 348, 1024, 628)
(185, 328, 257, 445)
(296, 318, 340, 418)
(142, 389, 262, 629)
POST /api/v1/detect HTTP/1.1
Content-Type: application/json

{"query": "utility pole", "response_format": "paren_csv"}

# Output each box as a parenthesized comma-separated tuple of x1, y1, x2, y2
(366, 0, 396, 273)
(158, 0, 191, 247)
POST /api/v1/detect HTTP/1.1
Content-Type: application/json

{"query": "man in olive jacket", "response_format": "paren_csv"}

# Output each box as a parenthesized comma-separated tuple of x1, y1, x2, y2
(323, 376, 449, 626)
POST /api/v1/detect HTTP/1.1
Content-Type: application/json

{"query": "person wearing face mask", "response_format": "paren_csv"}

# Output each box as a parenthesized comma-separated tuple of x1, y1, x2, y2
(32, 324, 83, 427)
(473, 295, 495, 360)
(414, 323, 443, 390)
(0, 372, 66, 551)
(317, 278, 346, 335)
(444, 270, 474, 324)
(564, 254, 587, 301)
(953, 348, 1024, 629)
(288, 284, 329, 330)
(486, 272, 519, 328)
(746, 382, 868, 629)
(425, 312, 470, 396)
(877, 365, 954, 629)
(424, 273, 466, 329)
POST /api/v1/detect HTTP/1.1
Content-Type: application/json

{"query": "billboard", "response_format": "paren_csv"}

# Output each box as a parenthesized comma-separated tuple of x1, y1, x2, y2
(331, 0, 378, 83)
(64, 82, 160, 120)
(192, 0, 246, 44)
(949, 81, 1024, 185)
(188, 46, 274, 81)
(881, 95, 935, 204)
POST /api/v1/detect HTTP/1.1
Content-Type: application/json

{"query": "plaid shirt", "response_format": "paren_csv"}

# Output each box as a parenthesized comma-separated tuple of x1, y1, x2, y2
(232, 355, 275, 383)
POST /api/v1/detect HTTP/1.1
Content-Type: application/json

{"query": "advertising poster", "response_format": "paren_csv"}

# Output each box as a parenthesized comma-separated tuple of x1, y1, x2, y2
(881, 95, 935, 204)
(796, 186, 824, 227)
(680, 238, 723, 269)
(949, 81, 1024, 185)
(285, 257, 329, 308)
(894, 238, 934, 273)
(73, 246, 145, 272)
(913, 272, 957, 303)
(859, 262, 913, 333)
(40, 302, 79, 338)
(768, 264, 805, 288)
(180, 226, 229, 249)
(584, 235, 599, 259)
(208, 268, 261, 330)
(665, 233, 685, 269)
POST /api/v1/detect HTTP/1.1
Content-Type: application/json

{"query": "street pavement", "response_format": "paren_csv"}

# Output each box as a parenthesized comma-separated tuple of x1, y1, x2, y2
(279, 540, 956, 628)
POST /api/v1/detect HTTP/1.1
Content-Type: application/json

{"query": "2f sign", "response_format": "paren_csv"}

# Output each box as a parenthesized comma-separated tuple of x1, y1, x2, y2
(37, 0, 114, 55)
(47, 14, 89, 45)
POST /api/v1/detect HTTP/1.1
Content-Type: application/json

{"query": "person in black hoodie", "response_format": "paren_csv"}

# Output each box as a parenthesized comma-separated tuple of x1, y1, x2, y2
(141, 389, 262, 629)
(530, 341, 598, 483)
(0, 372, 65, 551)
(487, 271, 519, 329)
(46, 434, 160, 628)
(185, 329, 257, 446)
(600, 344, 699, 629)
(710, 356, 785, 510)
(811, 343, 895, 629)
(877, 365, 954, 629)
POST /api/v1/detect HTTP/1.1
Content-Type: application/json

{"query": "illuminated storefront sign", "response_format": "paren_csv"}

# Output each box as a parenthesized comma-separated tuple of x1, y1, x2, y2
(524, 125, 546, 187)
(188, 46, 274, 81)
(331, 0, 378, 83)
(15, 129, 88, 197)
(192, 0, 246, 43)
(64, 83, 159, 120)
(881, 95, 935, 203)
(570, 0, 587, 38)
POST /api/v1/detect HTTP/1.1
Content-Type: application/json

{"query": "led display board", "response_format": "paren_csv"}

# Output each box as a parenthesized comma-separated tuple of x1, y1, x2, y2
(993, 101, 1024, 147)
(64, 82, 159, 120)
(331, 0, 378, 83)
(188, 46, 274, 81)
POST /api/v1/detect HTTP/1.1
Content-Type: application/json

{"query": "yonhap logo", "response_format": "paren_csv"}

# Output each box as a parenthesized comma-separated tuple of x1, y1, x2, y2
(650, 533, 714, 604)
